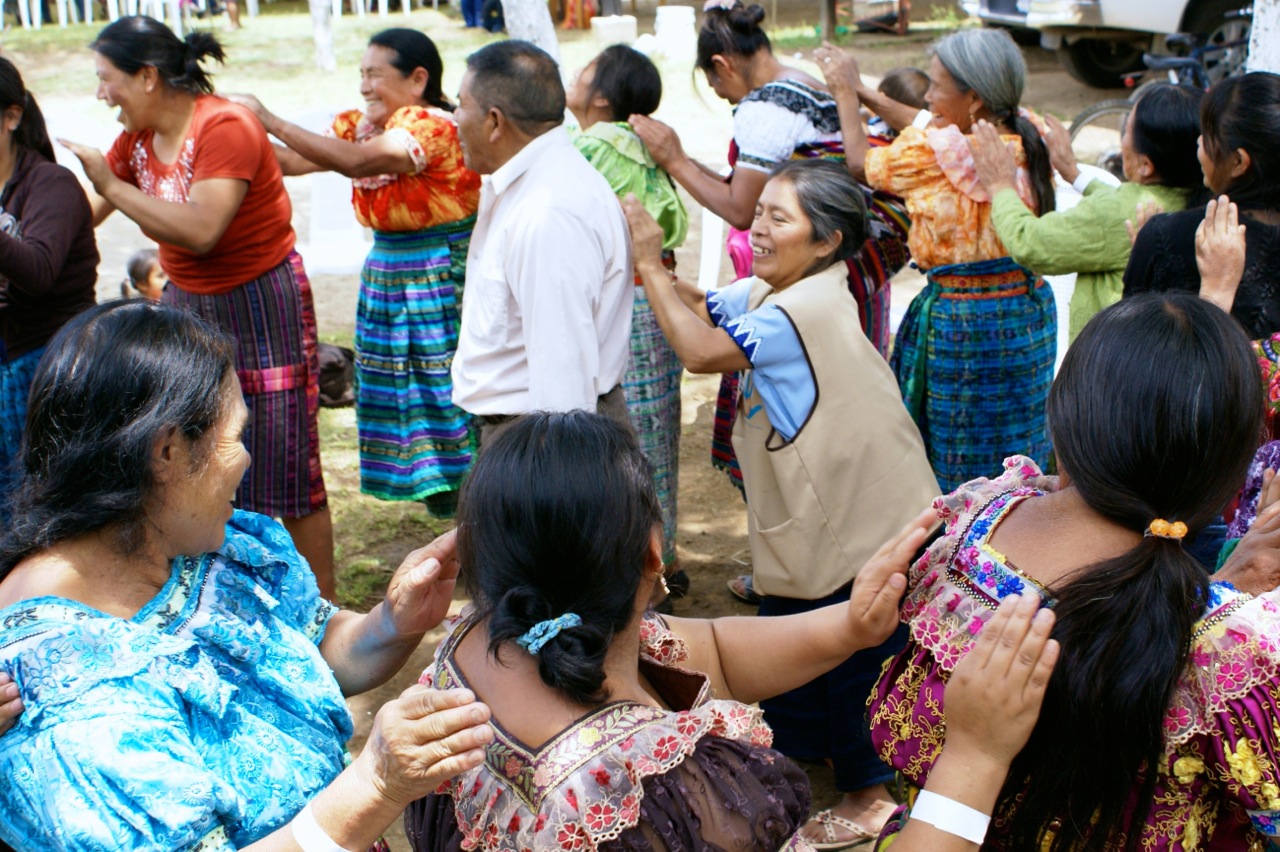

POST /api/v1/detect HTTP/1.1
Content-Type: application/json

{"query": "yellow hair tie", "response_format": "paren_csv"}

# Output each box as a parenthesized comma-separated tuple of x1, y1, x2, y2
(1146, 519, 1188, 540)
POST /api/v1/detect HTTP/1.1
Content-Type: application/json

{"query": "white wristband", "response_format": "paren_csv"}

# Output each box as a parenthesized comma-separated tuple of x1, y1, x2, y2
(1071, 171, 1096, 194)
(909, 790, 991, 844)
(291, 803, 354, 852)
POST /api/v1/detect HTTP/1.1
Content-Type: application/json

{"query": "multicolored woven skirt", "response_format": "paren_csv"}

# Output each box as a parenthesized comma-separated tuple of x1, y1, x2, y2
(889, 256, 1056, 493)
(165, 251, 327, 518)
(355, 220, 475, 502)
(0, 346, 44, 502)
(626, 254, 682, 568)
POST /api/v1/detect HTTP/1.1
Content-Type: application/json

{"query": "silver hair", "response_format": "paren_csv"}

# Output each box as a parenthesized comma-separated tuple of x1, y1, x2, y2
(932, 28, 1026, 119)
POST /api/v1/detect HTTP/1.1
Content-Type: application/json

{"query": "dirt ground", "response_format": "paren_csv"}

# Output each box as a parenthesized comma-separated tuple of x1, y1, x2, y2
(19, 7, 1109, 846)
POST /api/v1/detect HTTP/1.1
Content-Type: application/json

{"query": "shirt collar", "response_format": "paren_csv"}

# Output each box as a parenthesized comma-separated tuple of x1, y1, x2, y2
(488, 125, 571, 197)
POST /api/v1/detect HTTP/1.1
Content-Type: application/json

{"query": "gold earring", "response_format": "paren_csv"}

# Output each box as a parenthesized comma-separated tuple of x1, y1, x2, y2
(658, 573, 670, 596)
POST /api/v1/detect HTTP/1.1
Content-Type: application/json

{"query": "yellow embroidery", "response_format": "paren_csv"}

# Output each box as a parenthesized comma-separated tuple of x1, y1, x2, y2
(1227, 739, 1266, 788)
(1173, 756, 1205, 785)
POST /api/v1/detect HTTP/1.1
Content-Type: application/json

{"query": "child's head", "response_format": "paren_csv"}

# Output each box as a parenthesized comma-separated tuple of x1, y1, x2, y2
(877, 66, 929, 110)
(567, 45, 662, 127)
(121, 248, 165, 301)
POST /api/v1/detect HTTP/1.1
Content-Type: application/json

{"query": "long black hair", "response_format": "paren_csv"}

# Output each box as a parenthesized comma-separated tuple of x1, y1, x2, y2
(1128, 82, 1205, 198)
(368, 28, 452, 112)
(933, 28, 1055, 216)
(0, 301, 235, 576)
(458, 411, 662, 706)
(1199, 71, 1280, 211)
(696, 2, 771, 74)
(0, 57, 53, 163)
(996, 293, 1263, 850)
(91, 15, 224, 95)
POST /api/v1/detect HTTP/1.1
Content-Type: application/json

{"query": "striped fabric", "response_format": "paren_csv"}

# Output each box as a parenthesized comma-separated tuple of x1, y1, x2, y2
(355, 220, 475, 502)
(890, 257, 1056, 492)
(625, 261, 682, 568)
(164, 251, 327, 518)
(0, 346, 44, 502)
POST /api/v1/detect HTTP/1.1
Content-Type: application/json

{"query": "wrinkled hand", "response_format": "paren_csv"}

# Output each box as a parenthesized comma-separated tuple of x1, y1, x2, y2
(0, 673, 23, 737)
(1217, 500, 1280, 596)
(382, 529, 461, 639)
(223, 93, 270, 124)
(814, 44, 862, 97)
(57, 138, 114, 194)
(846, 507, 938, 648)
(945, 593, 1058, 768)
(1196, 195, 1247, 314)
(356, 686, 493, 807)
(968, 120, 1018, 195)
(1043, 114, 1080, 185)
(1125, 199, 1164, 246)
(622, 194, 667, 274)
(628, 114, 684, 169)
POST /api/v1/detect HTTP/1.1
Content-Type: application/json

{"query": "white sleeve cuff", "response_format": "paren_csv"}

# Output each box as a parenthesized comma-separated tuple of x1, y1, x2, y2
(1072, 171, 1096, 194)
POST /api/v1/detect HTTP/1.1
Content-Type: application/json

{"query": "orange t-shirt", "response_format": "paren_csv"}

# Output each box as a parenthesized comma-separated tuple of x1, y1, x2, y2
(106, 95, 295, 295)
(331, 105, 480, 232)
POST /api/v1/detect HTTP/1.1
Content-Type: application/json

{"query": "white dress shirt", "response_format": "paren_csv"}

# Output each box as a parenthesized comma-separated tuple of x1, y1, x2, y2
(451, 126, 633, 415)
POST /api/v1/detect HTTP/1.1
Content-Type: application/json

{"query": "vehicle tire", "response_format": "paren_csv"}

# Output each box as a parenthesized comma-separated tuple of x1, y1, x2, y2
(1068, 98, 1133, 183)
(1182, 0, 1251, 83)
(1058, 38, 1147, 88)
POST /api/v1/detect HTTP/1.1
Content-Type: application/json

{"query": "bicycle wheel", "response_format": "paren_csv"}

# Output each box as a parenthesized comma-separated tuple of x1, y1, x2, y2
(1068, 98, 1132, 183)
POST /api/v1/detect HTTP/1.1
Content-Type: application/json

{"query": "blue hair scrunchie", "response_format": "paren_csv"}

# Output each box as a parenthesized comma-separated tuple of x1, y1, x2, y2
(515, 613, 583, 655)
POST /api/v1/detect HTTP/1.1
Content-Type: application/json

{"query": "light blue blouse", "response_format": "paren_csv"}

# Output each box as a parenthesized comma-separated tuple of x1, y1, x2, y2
(707, 278, 816, 442)
(0, 511, 349, 851)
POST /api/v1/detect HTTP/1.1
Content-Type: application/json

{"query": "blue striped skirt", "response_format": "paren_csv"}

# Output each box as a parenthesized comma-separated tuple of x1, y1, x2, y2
(355, 220, 475, 502)
(890, 257, 1056, 492)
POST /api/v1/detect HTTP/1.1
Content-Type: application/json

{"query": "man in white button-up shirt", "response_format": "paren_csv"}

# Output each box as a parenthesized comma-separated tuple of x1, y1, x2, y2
(450, 41, 633, 444)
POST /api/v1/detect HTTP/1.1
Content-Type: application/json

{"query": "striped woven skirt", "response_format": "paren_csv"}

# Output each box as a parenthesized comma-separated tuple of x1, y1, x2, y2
(0, 346, 44, 502)
(889, 257, 1056, 493)
(625, 256, 682, 568)
(164, 251, 327, 518)
(355, 221, 475, 502)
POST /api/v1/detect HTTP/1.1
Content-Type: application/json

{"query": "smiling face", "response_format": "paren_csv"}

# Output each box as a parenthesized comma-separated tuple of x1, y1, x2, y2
(153, 376, 251, 557)
(360, 44, 425, 127)
(749, 177, 837, 290)
(925, 55, 978, 132)
(454, 70, 496, 174)
(94, 51, 149, 132)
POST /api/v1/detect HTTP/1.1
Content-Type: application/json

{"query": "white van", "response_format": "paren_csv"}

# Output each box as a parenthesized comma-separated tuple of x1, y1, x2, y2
(960, 0, 1251, 87)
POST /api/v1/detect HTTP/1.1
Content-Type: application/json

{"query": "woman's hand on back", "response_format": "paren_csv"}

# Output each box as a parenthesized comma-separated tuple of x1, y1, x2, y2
(622, 194, 668, 275)
(628, 115, 684, 170)
(354, 685, 493, 807)
(1042, 114, 1080, 186)
(845, 507, 937, 648)
(1125, 199, 1164, 246)
(968, 120, 1018, 196)
(1196, 195, 1247, 314)
(382, 529, 462, 639)
(944, 593, 1058, 769)
(58, 139, 115, 195)
(813, 44, 862, 99)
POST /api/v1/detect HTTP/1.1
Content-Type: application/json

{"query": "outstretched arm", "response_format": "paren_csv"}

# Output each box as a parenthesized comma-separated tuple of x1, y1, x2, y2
(624, 196, 750, 374)
(667, 508, 937, 704)
(815, 45, 870, 184)
(225, 93, 417, 179)
(629, 114, 769, 231)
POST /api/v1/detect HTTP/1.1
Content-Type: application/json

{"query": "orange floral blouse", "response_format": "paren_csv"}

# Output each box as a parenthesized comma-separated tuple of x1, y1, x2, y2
(331, 105, 480, 232)
(865, 124, 1037, 271)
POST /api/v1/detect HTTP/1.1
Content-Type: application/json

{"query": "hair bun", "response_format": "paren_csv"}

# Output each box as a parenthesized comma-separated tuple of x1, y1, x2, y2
(728, 3, 765, 31)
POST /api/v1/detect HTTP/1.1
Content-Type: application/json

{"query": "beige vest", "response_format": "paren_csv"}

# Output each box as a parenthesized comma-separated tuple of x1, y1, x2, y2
(732, 265, 940, 599)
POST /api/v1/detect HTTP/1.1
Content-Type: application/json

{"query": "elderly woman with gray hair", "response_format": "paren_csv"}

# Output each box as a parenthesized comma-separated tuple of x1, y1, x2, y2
(817, 28, 1057, 493)
(625, 157, 941, 847)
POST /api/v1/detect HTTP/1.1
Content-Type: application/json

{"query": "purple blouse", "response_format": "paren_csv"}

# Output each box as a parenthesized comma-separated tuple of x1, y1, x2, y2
(869, 457, 1280, 850)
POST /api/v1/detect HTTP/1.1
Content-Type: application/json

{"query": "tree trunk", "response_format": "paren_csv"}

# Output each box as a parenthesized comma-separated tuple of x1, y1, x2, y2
(502, 0, 560, 61)
(1249, 0, 1280, 72)
(310, 0, 337, 73)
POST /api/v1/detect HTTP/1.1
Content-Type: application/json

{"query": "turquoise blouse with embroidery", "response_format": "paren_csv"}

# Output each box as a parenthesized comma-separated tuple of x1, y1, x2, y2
(0, 510, 349, 851)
